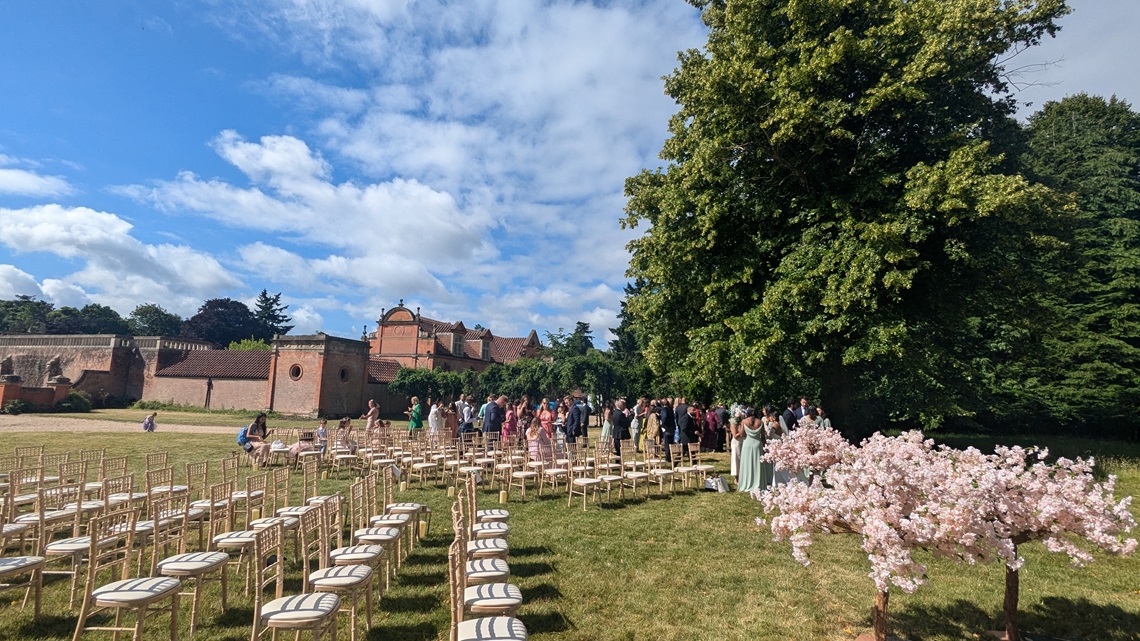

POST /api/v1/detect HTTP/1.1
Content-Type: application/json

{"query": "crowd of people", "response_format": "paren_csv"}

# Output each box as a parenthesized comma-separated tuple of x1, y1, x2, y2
(731, 397, 831, 493)
(234, 392, 832, 492)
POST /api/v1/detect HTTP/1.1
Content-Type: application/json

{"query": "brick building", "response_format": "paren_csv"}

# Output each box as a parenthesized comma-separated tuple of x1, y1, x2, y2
(368, 302, 541, 372)
(0, 302, 539, 418)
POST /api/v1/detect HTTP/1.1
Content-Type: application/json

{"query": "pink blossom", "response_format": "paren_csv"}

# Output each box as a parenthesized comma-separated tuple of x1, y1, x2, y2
(763, 423, 854, 472)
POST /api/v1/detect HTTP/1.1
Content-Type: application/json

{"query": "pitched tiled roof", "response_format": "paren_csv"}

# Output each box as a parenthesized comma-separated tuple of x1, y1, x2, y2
(155, 351, 272, 379)
(367, 358, 402, 384)
(491, 337, 529, 363)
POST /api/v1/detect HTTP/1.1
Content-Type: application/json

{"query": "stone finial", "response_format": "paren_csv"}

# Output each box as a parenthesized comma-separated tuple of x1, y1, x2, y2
(0, 355, 12, 376)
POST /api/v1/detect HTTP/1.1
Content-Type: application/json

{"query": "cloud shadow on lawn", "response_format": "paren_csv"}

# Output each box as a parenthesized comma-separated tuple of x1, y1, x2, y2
(892, 596, 1140, 641)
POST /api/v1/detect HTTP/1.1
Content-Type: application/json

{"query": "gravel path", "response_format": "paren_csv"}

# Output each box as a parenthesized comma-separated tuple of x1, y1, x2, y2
(0, 414, 238, 434)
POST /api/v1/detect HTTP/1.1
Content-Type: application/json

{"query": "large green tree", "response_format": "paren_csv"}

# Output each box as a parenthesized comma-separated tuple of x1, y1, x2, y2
(127, 303, 183, 337)
(623, 0, 1069, 433)
(0, 296, 52, 333)
(1012, 94, 1140, 434)
(180, 298, 263, 347)
(253, 290, 294, 338)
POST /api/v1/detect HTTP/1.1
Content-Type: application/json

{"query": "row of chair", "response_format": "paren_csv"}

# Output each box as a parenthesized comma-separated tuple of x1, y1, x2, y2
(449, 475, 526, 641)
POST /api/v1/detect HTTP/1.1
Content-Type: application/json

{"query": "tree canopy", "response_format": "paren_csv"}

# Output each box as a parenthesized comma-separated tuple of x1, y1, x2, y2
(253, 290, 293, 337)
(180, 298, 264, 347)
(127, 303, 184, 337)
(623, 0, 1070, 434)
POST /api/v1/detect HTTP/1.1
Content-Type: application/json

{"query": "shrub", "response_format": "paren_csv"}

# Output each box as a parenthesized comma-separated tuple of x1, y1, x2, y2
(56, 391, 93, 413)
(2, 399, 31, 415)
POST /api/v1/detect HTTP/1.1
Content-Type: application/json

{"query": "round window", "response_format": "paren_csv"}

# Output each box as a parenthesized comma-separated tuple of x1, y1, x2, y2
(339, 367, 349, 382)
(288, 364, 302, 380)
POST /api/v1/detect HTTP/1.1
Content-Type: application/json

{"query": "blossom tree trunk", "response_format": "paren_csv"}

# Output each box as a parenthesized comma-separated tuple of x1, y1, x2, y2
(1004, 545, 1022, 641)
(874, 590, 889, 641)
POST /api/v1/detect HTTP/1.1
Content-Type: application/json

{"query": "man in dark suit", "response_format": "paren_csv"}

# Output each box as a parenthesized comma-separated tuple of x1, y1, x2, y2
(676, 404, 697, 447)
(796, 396, 810, 421)
(782, 399, 798, 433)
(564, 395, 582, 443)
(659, 398, 676, 460)
(612, 399, 631, 454)
(484, 395, 506, 435)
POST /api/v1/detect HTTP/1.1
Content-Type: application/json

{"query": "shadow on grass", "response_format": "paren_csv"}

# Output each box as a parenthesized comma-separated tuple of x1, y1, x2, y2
(378, 594, 439, 613)
(17, 613, 75, 639)
(366, 621, 437, 641)
(1024, 597, 1140, 641)
(892, 598, 994, 640)
(519, 610, 572, 634)
(403, 554, 444, 566)
(511, 545, 552, 557)
(522, 583, 562, 602)
(395, 572, 445, 586)
(511, 562, 555, 578)
(893, 596, 1140, 641)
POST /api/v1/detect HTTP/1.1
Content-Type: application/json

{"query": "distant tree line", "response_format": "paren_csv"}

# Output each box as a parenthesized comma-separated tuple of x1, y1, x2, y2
(0, 289, 293, 348)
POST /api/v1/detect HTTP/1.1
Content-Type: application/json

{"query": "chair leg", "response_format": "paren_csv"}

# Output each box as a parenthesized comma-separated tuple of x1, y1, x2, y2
(169, 593, 180, 641)
(132, 606, 146, 641)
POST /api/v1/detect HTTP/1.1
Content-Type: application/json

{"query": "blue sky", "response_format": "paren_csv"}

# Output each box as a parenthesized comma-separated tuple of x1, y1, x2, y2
(1, 1, 1136, 344)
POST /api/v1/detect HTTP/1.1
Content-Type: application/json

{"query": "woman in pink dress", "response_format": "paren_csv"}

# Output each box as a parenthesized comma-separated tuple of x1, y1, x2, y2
(502, 401, 519, 445)
(537, 398, 554, 439)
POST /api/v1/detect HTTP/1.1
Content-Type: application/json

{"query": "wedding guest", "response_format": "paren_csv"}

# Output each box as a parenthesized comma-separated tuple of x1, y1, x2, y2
(141, 411, 157, 433)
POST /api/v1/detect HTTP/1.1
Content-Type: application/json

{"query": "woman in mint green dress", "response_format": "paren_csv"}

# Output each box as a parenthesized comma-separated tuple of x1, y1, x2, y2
(736, 408, 770, 492)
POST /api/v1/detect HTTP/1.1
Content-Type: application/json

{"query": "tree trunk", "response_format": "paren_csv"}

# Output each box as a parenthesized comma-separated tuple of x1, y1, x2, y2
(873, 590, 889, 641)
(821, 354, 858, 436)
(1004, 557, 1022, 641)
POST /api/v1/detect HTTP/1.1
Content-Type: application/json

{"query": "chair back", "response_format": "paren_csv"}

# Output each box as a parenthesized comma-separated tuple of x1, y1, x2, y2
(186, 461, 210, 502)
(101, 456, 128, 480)
(83, 507, 139, 593)
(149, 494, 189, 573)
(145, 452, 169, 471)
(79, 449, 106, 465)
(348, 480, 368, 532)
(251, 524, 285, 618)
(322, 494, 344, 550)
(207, 482, 235, 542)
(242, 472, 268, 528)
(220, 455, 239, 486)
(266, 467, 291, 514)
(14, 445, 44, 459)
(34, 482, 83, 548)
(58, 460, 88, 487)
(41, 452, 70, 470)
(145, 467, 175, 497)
(101, 473, 135, 502)
(300, 459, 320, 501)
(297, 506, 325, 585)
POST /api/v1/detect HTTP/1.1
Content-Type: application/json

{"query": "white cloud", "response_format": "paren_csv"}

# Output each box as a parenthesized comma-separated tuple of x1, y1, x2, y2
(0, 265, 45, 299)
(288, 304, 324, 334)
(41, 279, 92, 308)
(0, 204, 242, 316)
(0, 168, 74, 197)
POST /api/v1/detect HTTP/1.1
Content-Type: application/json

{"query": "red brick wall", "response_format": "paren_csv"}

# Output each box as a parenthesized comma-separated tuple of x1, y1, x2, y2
(145, 377, 209, 407)
(271, 347, 323, 416)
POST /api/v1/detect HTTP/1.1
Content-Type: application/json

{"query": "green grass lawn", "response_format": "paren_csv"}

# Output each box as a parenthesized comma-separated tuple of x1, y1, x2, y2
(1, 426, 1137, 641)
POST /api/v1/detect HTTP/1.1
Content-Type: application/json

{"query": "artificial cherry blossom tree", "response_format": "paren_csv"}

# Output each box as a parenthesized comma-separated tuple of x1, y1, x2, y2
(758, 434, 1137, 641)
(973, 446, 1136, 641)
(758, 432, 967, 641)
